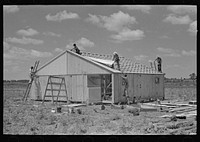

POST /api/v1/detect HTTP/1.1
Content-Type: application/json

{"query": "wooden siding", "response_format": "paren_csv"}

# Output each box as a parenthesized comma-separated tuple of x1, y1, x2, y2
(113, 74, 164, 103)
(66, 52, 111, 74)
(37, 51, 112, 76)
(37, 54, 67, 75)
(112, 74, 124, 103)
(69, 75, 88, 102)
(30, 75, 88, 102)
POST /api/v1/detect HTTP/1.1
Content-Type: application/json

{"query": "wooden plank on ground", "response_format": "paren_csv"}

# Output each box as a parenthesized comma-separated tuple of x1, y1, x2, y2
(175, 108, 197, 114)
(161, 102, 196, 107)
(169, 106, 196, 113)
(160, 111, 196, 118)
(143, 103, 177, 108)
(189, 101, 196, 105)
(62, 103, 86, 108)
(140, 104, 158, 111)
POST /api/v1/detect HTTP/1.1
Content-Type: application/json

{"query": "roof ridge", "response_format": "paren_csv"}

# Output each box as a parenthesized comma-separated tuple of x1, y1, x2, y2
(81, 51, 124, 58)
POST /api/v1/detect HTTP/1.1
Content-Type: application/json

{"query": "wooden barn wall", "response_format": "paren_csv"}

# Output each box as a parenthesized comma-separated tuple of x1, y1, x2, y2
(133, 74, 164, 100)
(66, 52, 111, 74)
(113, 73, 164, 103)
(37, 52, 111, 76)
(68, 75, 88, 102)
(30, 75, 88, 102)
(37, 54, 67, 75)
(112, 74, 123, 103)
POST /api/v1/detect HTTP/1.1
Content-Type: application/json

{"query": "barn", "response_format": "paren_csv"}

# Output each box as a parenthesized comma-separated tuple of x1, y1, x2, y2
(30, 49, 165, 104)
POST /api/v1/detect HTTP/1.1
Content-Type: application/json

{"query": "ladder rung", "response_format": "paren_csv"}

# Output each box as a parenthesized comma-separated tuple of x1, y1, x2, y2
(48, 82, 65, 85)
(46, 89, 67, 91)
(44, 96, 67, 97)
(49, 76, 65, 79)
(106, 92, 112, 94)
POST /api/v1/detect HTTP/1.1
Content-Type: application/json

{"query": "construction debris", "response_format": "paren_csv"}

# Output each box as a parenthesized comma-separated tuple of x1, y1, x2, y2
(189, 101, 196, 105)
(56, 106, 62, 113)
(160, 111, 196, 119)
(128, 108, 140, 116)
(62, 103, 86, 108)
(139, 104, 158, 112)
(169, 106, 196, 113)
(101, 104, 105, 110)
(110, 104, 124, 109)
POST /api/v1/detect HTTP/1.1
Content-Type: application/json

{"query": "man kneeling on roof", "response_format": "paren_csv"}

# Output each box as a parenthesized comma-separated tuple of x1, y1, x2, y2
(154, 56, 162, 73)
(70, 43, 82, 55)
(112, 52, 120, 70)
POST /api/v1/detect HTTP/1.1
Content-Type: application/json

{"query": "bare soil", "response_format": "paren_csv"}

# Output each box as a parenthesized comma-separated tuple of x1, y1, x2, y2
(3, 83, 196, 135)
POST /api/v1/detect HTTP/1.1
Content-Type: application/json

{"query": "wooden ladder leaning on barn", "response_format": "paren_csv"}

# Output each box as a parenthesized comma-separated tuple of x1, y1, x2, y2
(22, 60, 40, 101)
(42, 76, 68, 104)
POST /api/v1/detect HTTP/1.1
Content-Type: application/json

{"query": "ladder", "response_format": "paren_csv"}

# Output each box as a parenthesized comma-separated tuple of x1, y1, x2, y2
(22, 60, 40, 101)
(42, 76, 68, 104)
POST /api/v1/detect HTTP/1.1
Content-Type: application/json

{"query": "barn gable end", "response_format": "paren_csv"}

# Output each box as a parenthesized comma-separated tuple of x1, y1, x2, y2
(36, 50, 119, 76)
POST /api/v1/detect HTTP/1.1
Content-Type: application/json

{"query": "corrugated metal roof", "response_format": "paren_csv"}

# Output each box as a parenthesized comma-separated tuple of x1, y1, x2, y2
(81, 51, 164, 74)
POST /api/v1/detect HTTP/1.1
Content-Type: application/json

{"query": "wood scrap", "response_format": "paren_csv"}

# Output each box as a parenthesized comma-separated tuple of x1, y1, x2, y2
(189, 133, 196, 135)
(169, 106, 196, 113)
(175, 108, 196, 114)
(175, 103, 196, 107)
(140, 104, 158, 112)
(160, 103, 177, 106)
(142, 103, 176, 108)
(161, 102, 195, 107)
(62, 103, 86, 108)
(160, 111, 196, 119)
(189, 101, 196, 105)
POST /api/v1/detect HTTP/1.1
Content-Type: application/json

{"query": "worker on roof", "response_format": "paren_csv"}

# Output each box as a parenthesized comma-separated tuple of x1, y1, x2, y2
(70, 43, 82, 55)
(112, 52, 120, 70)
(28, 66, 34, 84)
(154, 56, 162, 73)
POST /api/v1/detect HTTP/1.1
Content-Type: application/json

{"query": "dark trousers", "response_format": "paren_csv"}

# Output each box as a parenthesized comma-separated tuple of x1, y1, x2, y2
(158, 64, 162, 72)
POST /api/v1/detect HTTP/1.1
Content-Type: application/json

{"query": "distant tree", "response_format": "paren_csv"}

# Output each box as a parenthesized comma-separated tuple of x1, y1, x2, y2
(189, 73, 196, 80)
(189, 73, 196, 85)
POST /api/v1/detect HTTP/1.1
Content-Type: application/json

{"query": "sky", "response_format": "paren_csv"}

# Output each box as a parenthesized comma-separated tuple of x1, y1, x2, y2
(3, 5, 197, 80)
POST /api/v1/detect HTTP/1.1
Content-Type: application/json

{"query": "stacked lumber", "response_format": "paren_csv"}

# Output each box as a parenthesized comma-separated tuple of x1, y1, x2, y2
(159, 101, 196, 119)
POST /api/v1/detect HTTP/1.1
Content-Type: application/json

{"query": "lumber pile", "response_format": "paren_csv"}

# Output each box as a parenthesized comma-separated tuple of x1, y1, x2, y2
(158, 101, 197, 120)
(139, 100, 197, 119)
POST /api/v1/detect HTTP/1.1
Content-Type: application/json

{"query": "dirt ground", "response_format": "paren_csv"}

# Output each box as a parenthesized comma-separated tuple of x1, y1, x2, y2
(3, 83, 196, 135)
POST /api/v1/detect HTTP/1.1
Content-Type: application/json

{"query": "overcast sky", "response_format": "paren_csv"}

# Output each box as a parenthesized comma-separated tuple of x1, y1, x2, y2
(3, 5, 197, 80)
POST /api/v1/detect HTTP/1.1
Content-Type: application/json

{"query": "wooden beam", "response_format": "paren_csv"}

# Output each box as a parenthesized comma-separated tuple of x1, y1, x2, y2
(112, 74, 115, 104)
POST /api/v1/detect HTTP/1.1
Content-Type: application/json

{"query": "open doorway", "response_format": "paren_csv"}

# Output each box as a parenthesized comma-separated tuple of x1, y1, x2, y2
(101, 74, 112, 102)
(87, 74, 112, 103)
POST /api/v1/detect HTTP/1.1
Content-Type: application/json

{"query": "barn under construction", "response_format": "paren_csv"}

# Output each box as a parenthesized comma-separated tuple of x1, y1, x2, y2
(30, 49, 165, 104)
